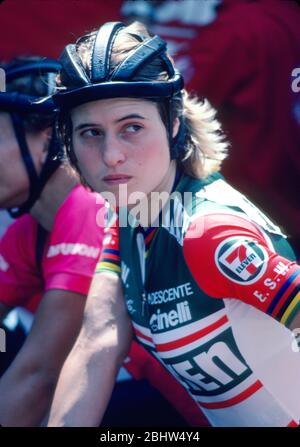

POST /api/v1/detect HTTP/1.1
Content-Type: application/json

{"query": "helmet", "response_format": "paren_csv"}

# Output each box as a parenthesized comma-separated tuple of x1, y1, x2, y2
(54, 21, 186, 159)
(0, 58, 63, 217)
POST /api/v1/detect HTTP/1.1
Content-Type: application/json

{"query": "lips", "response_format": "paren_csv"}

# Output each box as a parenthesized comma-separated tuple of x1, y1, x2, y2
(102, 174, 132, 184)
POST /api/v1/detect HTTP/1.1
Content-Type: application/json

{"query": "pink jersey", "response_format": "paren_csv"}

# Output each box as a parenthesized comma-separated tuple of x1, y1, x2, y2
(0, 184, 105, 311)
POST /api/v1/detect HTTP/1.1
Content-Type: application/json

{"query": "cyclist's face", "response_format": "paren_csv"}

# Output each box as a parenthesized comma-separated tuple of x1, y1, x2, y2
(72, 98, 179, 207)
(0, 112, 48, 209)
(0, 112, 29, 208)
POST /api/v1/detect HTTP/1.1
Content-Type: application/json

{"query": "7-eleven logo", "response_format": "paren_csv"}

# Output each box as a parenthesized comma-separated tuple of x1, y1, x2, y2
(215, 237, 268, 284)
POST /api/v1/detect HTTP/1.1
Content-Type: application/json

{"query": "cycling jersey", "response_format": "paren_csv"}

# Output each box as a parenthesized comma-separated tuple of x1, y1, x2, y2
(0, 184, 105, 311)
(97, 173, 300, 427)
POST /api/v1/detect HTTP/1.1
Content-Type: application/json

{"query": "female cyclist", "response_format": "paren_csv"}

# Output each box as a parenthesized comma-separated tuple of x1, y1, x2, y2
(49, 22, 300, 427)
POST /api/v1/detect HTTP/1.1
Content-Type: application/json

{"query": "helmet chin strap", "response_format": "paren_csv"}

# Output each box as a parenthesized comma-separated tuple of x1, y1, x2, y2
(7, 113, 62, 218)
(169, 116, 186, 160)
(167, 97, 186, 160)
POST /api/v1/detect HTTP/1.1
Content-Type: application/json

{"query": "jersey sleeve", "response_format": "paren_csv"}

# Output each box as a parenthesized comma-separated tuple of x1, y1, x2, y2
(43, 187, 106, 295)
(0, 216, 42, 308)
(95, 216, 121, 277)
(183, 213, 300, 328)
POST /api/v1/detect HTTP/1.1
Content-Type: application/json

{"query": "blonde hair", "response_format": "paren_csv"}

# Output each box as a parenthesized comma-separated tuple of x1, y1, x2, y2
(179, 91, 228, 178)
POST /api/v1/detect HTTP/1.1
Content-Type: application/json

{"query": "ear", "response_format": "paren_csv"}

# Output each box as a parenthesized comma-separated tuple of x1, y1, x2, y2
(172, 117, 180, 139)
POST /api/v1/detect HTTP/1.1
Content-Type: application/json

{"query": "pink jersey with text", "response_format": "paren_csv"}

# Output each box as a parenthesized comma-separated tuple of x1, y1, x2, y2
(0, 184, 105, 311)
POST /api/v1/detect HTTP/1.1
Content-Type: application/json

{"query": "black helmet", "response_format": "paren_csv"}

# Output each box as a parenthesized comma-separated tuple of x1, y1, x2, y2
(0, 58, 63, 217)
(54, 22, 186, 159)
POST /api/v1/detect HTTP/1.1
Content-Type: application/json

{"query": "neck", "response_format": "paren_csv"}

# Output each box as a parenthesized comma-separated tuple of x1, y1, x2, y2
(30, 166, 78, 231)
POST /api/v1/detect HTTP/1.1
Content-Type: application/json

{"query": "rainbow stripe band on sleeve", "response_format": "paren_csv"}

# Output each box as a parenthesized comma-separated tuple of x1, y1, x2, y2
(266, 269, 300, 326)
(95, 247, 121, 275)
(280, 290, 300, 327)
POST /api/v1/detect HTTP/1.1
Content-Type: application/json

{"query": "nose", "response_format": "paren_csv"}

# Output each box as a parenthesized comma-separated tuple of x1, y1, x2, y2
(102, 133, 126, 168)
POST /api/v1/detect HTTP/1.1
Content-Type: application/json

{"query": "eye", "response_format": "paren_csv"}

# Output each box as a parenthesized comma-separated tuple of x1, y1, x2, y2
(80, 128, 102, 138)
(124, 124, 143, 134)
